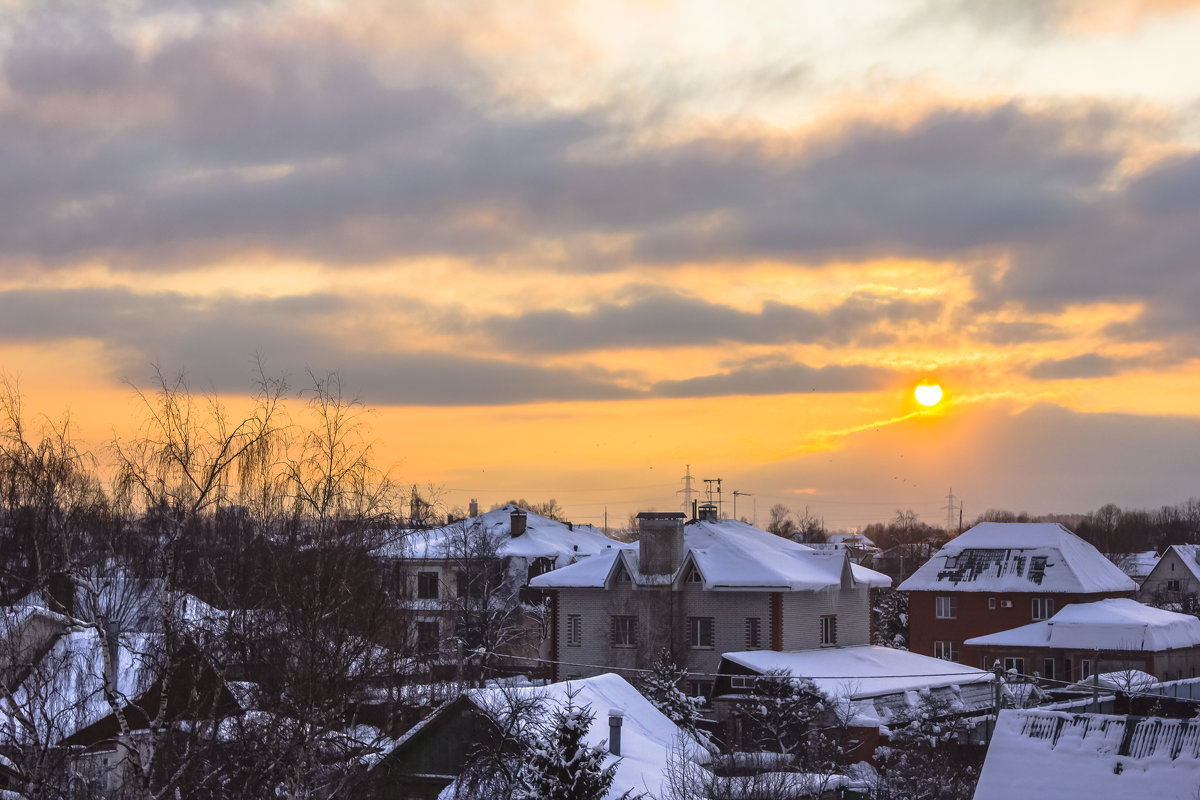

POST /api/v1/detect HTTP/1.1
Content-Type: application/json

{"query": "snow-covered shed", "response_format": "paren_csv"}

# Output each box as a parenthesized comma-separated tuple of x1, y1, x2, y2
(713, 645, 994, 758)
(974, 709, 1200, 800)
(531, 513, 890, 685)
(963, 598, 1200, 684)
(367, 672, 706, 800)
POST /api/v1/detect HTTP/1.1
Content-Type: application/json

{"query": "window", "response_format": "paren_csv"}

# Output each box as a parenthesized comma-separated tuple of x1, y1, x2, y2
(1003, 657, 1025, 675)
(729, 675, 755, 690)
(819, 614, 837, 646)
(1042, 658, 1056, 681)
(687, 567, 703, 583)
(567, 614, 582, 647)
(988, 597, 997, 610)
(935, 595, 957, 619)
(1080, 659, 1092, 680)
(689, 617, 715, 649)
(687, 680, 713, 699)
(1167, 579, 1182, 592)
(1032, 597, 1054, 621)
(934, 640, 958, 661)
(611, 615, 638, 648)
(417, 620, 439, 654)
(745, 617, 762, 649)
(417, 571, 440, 600)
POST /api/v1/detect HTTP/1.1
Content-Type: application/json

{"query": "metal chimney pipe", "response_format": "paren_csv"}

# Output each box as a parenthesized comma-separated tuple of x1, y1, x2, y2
(608, 708, 624, 756)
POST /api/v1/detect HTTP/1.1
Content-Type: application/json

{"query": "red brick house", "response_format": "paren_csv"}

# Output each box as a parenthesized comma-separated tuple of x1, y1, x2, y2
(898, 523, 1135, 661)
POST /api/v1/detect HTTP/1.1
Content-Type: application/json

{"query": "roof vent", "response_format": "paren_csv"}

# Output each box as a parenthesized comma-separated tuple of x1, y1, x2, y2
(697, 503, 718, 522)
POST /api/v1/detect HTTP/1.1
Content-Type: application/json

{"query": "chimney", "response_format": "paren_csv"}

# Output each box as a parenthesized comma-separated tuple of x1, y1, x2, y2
(637, 512, 686, 575)
(608, 708, 624, 756)
(510, 510, 527, 537)
(469, 498, 479, 518)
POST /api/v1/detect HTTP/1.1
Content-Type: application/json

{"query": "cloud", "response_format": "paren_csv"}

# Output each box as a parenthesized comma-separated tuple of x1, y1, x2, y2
(1025, 353, 1119, 380)
(0, 288, 633, 406)
(651, 360, 899, 399)
(481, 291, 942, 353)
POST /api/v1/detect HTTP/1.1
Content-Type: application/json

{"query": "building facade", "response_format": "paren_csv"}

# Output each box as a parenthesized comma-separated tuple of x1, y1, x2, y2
(899, 522, 1136, 661)
(532, 511, 890, 692)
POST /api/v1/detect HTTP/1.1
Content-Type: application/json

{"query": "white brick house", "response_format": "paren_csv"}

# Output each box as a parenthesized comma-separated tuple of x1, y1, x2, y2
(530, 511, 890, 692)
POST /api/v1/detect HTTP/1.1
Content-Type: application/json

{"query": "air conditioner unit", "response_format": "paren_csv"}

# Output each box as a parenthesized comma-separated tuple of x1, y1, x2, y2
(1000, 600, 1013, 608)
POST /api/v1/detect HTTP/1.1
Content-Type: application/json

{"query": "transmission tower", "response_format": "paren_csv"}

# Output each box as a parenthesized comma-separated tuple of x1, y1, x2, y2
(677, 464, 697, 513)
(944, 488, 963, 532)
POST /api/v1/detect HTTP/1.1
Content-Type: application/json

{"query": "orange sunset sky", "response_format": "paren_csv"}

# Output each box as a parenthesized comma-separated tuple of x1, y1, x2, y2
(2, 0, 1200, 529)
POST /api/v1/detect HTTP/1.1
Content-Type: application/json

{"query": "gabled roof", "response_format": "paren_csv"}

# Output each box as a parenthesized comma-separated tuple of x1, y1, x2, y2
(974, 709, 1200, 800)
(374, 504, 628, 564)
(964, 598, 1200, 652)
(530, 518, 890, 591)
(897, 522, 1135, 594)
(1158, 544, 1200, 583)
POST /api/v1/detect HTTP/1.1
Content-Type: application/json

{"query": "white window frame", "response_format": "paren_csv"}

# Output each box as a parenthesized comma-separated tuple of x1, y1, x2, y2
(729, 675, 755, 690)
(934, 640, 958, 661)
(935, 595, 957, 619)
(1003, 657, 1025, 675)
(819, 614, 837, 647)
(1032, 597, 1054, 621)
(689, 616, 715, 649)
(566, 614, 582, 647)
(612, 615, 638, 648)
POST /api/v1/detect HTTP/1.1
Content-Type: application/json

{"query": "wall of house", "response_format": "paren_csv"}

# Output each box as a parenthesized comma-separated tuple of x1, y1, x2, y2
(780, 585, 870, 650)
(1139, 549, 1200, 604)
(678, 584, 772, 683)
(908, 590, 1129, 659)
(555, 585, 639, 680)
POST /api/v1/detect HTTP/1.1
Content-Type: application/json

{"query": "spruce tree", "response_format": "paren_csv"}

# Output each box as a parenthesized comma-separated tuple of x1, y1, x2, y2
(636, 648, 702, 733)
(513, 695, 620, 800)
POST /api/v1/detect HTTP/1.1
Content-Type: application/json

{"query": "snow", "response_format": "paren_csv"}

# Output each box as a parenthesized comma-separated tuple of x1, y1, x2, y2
(532, 517, 891, 591)
(374, 504, 627, 564)
(964, 598, 1200, 651)
(721, 645, 993, 701)
(0, 628, 157, 745)
(1162, 544, 1200, 583)
(974, 709, 1200, 800)
(1064, 670, 1159, 694)
(467, 672, 708, 799)
(897, 522, 1136, 593)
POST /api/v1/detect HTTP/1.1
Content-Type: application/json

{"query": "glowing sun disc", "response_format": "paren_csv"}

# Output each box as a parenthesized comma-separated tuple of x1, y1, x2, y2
(915, 384, 943, 407)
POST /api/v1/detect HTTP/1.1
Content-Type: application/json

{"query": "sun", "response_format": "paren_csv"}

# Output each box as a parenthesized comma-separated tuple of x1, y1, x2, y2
(914, 383, 943, 407)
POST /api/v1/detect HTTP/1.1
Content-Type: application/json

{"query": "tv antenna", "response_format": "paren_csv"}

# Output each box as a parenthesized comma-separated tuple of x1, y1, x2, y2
(703, 478, 723, 518)
(732, 490, 752, 521)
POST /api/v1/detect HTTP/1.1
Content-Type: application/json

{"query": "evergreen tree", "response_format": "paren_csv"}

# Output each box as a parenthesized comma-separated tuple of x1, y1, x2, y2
(636, 649, 703, 733)
(513, 694, 622, 800)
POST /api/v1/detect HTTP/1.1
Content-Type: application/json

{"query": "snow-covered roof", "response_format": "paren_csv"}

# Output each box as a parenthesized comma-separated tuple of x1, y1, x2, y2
(0, 628, 157, 745)
(720, 645, 992, 701)
(964, 598, 1200, 652)
(897, 522, 1136, 594)
(1064, 670, 1159, 694)
(1108, 551, 1159, 582)
(974, 709, 1200, 800)
(1161, 544, 1200, 583)
(466, 673, 706, 800)
(531, 518, 890, 591)
(374, 504, 627, 565)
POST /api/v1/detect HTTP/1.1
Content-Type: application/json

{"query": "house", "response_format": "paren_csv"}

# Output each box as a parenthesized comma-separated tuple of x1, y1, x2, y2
(807, 533, 879, 566)
(530, 510, 891, 692)
(869, 540, 943, 584)
(1138, 544, 1200, 607)
(1108, 550, 1159, 587)
(371, 505, 628, 677)
(898, 522, 1136, 661)
(712, 645, 994, 760)
(962, 598, 1200, 685)
(365, 672, 707, 800)
(973, 709, 1200, 800)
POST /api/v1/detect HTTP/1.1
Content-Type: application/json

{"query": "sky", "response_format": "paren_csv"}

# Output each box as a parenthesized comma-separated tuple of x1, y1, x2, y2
(2, 0, 1200, 530)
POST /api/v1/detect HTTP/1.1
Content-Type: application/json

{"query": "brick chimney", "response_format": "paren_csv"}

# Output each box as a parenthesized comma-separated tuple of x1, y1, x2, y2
(637, 512, 685, 575)
(469, 498, 479, 518)
(510, 509, 528, 537)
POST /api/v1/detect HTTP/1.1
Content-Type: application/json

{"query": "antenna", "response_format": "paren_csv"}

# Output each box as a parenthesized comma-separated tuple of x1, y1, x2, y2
(703, 478, 723, 518)
(677, 465, 697, 513)
(732, 490, 752, 521)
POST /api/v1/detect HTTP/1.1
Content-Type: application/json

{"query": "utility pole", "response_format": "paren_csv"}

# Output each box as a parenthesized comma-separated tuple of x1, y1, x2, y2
(677, 465, 697, 513)
(733, 490, 752, 521)
(703, 478, 723, 517)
